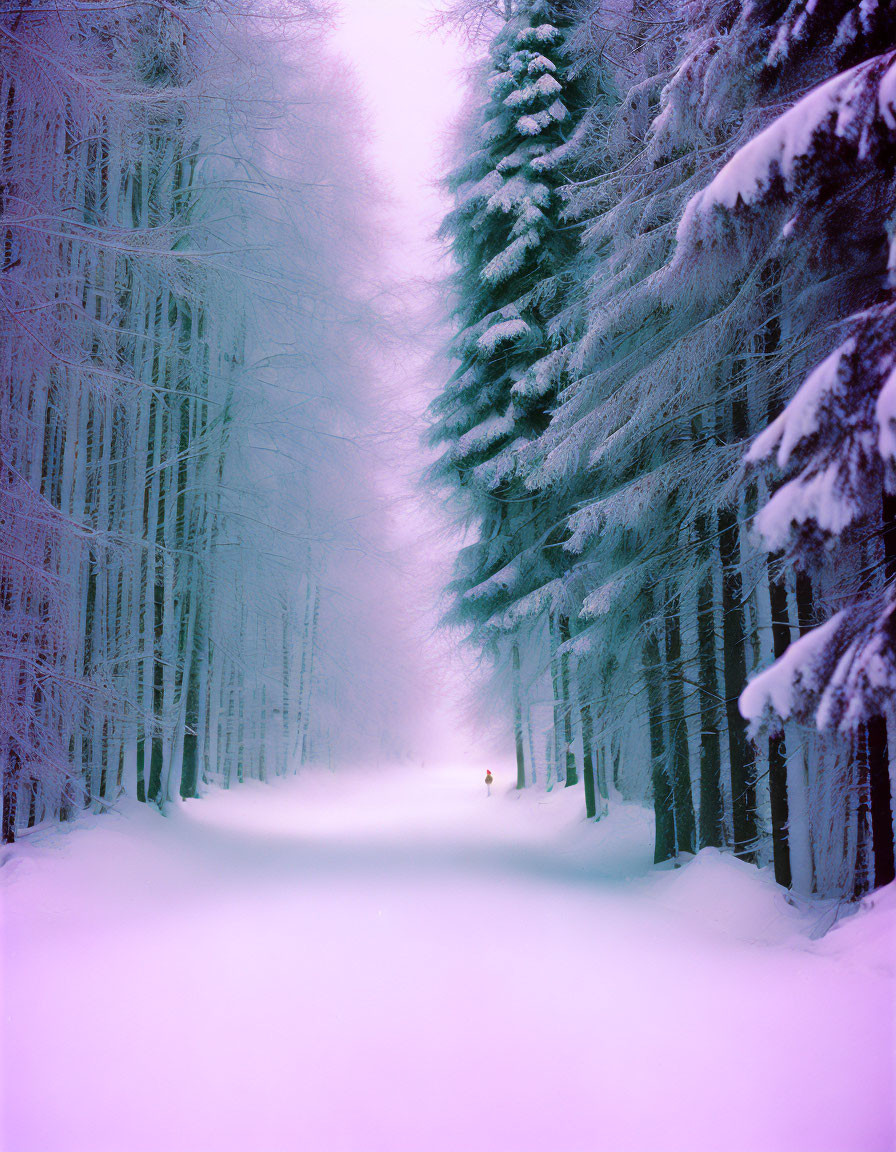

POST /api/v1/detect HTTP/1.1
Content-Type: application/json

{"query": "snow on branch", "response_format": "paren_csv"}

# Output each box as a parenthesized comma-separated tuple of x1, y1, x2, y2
(748, 303, 896, 551)
(477, 312, 531, 350)
(741, 596, 896, 734)
(673, 49, 896, 269)
(740, 613, 846, 730)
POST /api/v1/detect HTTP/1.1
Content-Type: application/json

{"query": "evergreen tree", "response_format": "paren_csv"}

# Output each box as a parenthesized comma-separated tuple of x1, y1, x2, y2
(433, 0, 896, 894)
(733, 50, 896, 893)
(430, 0, 587, 787)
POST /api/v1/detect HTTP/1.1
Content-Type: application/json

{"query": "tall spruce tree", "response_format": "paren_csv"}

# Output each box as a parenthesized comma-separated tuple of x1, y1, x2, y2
(733, 50, 896, 894)
(430, 0, 896, 896)
(431, 0, 585, 787)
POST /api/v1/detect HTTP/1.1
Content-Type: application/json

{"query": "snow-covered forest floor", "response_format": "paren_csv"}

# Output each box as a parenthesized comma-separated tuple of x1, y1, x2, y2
(3, 764, 894, 1152)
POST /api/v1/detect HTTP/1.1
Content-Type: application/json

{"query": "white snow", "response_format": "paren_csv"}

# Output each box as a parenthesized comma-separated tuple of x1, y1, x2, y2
(458, 169, 503, 206)
(516, 100, 567, 136)
(880, 52, 896, 127)
(565, 472, 661, 552)
(516, 24, 560, 46)
(481, 234, 541, 286)
(740, 612, 844, 724)
(3, 763, 893, 1152)
(488, 577, 563, 631)
(581, 576, 623, 618)
(454, 410, 516, 458)
(477, 313, 530, 350)
(530, 117, 590, 172)
(546, 98, 568, 123)
(486, 173, 550, 214)
(464, 558, 520, 602)
(815, 600, 896, 730)
(527, 54, 556, 75)
(533, 24, 558, 43)
(747, 338, 855, 469)
(503, 74, 562, 108)
(875, 363, 896, 464)
(678, 69, 849, 229)
(754, 458, 860, 547)
(676, 52, 896, 248)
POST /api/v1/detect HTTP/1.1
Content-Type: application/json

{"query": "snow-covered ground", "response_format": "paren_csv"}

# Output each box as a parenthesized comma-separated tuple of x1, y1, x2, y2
(2, 762, 894, 1152)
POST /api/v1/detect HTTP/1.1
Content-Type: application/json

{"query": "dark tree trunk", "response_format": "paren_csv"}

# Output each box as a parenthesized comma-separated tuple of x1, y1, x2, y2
(866, 715, 895, 890)
(549, 613, 565, 785)
(558, 615, 577, 787)
(27, 777, 38, 828)
(596, 741, 609, 801)
(795, 570, 814, 637)
(864, 492, 896, 889)
(148, 588, 165, 804)
(767, 555, 793, 888)
(718, 505, 757, 861)
(855, 727, 874, 897)
(136, 735, 146, 804)
(644, 628, 674, 863)
(512, 642, 526, 791)
(695, 524, 723, 848)
(664, 590, 695, 854)
(758, 297, 792, 884)
(580, 699, 597, 819)
(180, 621, 203, 800)
(1, 760, 17, 844)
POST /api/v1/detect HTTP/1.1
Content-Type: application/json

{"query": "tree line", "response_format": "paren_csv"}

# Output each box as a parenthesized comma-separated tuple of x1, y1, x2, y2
(431, 0, 896, 898)
(1, 0, 416, 842)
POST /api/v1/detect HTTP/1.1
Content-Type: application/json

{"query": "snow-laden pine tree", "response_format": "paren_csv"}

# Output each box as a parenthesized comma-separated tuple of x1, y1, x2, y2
(511, 0, 724, 861)
(427, 0, 895, 894)
(512, 0, 895, 890)
(726, 49, 896, 893)
(430, 0, 587, 789)
(429, 0, 896, 895)
(644, 0, 896, 893)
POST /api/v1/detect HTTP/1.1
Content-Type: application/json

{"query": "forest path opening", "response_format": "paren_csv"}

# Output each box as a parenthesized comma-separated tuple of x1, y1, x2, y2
(3, 763, 893, 1152)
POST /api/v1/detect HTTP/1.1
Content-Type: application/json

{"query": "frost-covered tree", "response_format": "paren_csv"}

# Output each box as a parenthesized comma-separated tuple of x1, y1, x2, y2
(433, 0, 896, 896)
(503, 0, 894, 889)
(731, 51, 896, 893)
(430, 0, 588, 790)
(0, 0, 422, 840)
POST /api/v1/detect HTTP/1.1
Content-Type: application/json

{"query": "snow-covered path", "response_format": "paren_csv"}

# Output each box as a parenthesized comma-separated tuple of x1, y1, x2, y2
(3, 764, 894, 1152)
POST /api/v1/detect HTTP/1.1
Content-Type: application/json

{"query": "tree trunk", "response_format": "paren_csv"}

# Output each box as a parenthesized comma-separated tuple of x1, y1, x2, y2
(1, 760, 18, 844)
(281, 598, 291, 776)
(718, 504, 757, 861)
(549, 613, 565, 785)
(644, 624, 674, 863)
(294, 573, 314, 758)
(596, 736, 609, 803)
(866, 715, 895, 889)
(665, 589, 695, 854)
(580, 699, 597, 819)
(695, 521, 723, 848)
(767, 555, 793, 888)
(512, 642, 526, 789)
(864, 491, 896, 889)
(526, 703, 537, 788)
(300, 582, 319, 766)
(558, 614, 577, 787)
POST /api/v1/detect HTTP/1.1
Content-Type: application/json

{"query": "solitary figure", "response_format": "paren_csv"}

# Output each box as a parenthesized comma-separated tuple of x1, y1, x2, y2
(485, 770, 494, 797)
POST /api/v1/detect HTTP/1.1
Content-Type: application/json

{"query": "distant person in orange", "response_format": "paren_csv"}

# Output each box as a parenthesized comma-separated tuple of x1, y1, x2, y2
(485, 770, 493, 797)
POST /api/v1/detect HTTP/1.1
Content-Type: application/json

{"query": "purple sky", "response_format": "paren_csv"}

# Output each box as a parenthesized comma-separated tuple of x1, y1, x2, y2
(331, 3, 485, 758)
(333, 1, 469, 277)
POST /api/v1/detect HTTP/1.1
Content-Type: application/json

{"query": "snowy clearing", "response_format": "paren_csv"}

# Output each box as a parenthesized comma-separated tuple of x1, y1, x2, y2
(3, 763, 894, 1152)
